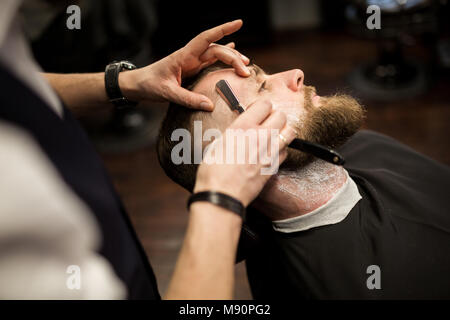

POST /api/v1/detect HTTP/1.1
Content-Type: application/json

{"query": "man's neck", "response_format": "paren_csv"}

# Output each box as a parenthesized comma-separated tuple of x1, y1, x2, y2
(254, 160, 348, 221)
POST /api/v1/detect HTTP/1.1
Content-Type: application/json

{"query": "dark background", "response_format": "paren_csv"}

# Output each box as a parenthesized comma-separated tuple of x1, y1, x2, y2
(24, 0, 450, 298)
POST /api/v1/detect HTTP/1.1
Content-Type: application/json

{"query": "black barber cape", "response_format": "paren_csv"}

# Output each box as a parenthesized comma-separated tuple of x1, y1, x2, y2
(0, 66, 159, 299)
(246, 130, 450, 299)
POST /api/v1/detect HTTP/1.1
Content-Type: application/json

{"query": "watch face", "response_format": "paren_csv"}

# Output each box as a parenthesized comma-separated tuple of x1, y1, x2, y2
(121, 61, 136, 70)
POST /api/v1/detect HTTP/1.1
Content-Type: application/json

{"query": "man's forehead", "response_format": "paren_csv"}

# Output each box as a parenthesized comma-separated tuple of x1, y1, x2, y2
(195, 65, 263, 105)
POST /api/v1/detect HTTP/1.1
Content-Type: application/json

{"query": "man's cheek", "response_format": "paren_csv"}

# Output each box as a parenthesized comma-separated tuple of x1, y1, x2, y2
(222, 106, 238, 124)
(271, 101, 307, 128)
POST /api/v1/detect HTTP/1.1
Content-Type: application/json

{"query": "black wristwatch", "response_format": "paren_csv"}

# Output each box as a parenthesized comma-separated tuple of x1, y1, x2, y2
(104, 60, 138, 108)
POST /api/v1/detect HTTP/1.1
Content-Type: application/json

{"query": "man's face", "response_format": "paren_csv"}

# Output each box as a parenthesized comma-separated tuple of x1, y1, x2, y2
(194, 64, 364, 167)
(194, 65, 312, 132)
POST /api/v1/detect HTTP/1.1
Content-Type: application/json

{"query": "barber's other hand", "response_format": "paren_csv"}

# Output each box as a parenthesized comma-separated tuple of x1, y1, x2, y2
(120, 20, 250, 110)
(193, 102, 297, 207)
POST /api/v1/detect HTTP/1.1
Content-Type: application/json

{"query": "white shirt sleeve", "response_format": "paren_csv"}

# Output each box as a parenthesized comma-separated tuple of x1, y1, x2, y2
(0, 121, 126, 299)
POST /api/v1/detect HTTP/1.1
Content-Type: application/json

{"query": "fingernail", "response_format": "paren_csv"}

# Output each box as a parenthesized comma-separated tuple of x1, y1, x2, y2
(241, 54, 250, 63)
(243, 67, 251, 76)
(200, 101, 213, 110)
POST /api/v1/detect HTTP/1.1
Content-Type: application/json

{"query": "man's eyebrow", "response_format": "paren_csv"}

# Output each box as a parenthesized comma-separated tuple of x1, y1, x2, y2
(252, 64, 265, 76)
(212, 64, 266, 103)
(248, 64, 266, 85)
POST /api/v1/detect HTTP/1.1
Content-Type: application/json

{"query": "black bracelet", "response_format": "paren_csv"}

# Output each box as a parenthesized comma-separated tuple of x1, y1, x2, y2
(104, 61, 138, 108)
(187, 191, 245, 218)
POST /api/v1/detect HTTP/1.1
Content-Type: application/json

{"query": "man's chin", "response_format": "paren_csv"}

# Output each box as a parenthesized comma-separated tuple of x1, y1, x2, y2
(306, 94, 364, 147)
(282, 93, 365, 170)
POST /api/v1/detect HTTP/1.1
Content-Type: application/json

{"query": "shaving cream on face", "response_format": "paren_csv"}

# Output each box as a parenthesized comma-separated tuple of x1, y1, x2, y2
(271, 100, 306, 129)
(274, 159, 347, 212)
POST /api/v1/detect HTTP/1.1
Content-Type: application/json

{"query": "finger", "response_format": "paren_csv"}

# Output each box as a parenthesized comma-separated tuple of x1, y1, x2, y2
(278, 125, 297, 150)
(200, 45, 250, 76)
(197, 46, 239, 69)
(258, 112, 286, 159)
(260, 112, 288, 160)
(185, 20, 243, 56)
(279, 149, 288, 165)
(203, 44, 249, 65)
(261, 111, 287, 131)
(223, 42, 250, 64)
(210, 42, 234, 49)
(229, 47, 250, 65)
(241, 53, 250, 65)
(264, 125, 294, 167)
(232, 49, 250, 65)
(203, 43, 249, 67)
(263, 148, 288, 169)
(165, 84, 214, 111)
(232, 100, 272, 128)
(198, 60, 216, 70)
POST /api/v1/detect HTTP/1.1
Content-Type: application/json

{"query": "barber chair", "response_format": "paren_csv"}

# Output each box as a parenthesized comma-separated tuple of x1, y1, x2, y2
(345, 0, 440, 101)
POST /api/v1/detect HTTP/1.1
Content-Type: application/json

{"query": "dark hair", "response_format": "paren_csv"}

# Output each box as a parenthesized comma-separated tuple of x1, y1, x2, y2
(156, 62, 229, 192)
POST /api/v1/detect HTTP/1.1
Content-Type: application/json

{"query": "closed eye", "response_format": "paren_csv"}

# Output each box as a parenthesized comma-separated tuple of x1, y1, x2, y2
(258, 81, 267, 93)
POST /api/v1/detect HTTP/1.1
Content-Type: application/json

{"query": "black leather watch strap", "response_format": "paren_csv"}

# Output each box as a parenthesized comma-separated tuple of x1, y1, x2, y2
(187, 191, 245, 218)
(104, 61, 137, 107)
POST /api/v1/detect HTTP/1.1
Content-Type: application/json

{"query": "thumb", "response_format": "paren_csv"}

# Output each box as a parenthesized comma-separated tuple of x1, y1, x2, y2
(166, 84, 214, 111)
(232, 100, 272, 128)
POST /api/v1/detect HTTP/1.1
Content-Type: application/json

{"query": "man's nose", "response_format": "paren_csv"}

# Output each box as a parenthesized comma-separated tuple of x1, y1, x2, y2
(285, 69, 304, 92)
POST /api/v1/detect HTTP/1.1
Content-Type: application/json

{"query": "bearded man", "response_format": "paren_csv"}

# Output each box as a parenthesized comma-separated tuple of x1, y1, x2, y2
(157, 62, 450, 299)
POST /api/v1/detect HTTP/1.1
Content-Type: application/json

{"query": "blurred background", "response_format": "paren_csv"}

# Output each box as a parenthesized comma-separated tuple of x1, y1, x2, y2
(22, 0, 450, 298)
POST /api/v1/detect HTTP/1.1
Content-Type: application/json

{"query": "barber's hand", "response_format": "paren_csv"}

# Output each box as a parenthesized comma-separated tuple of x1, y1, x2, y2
(121, 20, 250, 111)
(193, 102, 297, 207)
